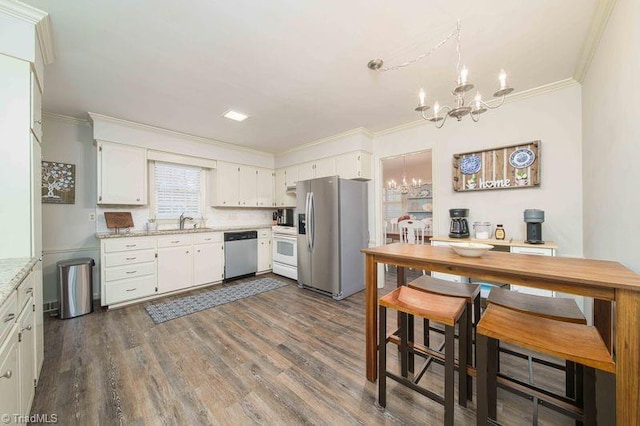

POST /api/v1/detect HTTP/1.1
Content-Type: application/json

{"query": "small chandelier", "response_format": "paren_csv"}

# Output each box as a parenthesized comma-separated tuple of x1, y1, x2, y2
(387, 156, 417, 194)
(368, 20, 514, 129)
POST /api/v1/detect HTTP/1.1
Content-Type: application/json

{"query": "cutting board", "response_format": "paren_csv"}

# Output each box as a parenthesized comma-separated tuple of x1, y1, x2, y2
(104, 212, 134, 229)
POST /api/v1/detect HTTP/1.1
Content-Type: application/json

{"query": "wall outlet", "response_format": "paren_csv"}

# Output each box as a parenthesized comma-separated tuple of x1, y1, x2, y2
(89, 212, 96, 222)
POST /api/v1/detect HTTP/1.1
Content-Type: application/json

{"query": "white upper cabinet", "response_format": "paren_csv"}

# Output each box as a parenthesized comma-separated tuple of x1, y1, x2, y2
(275, 169, 296, 207)
(97, 141, 147, 205)
(336, 151, 372, 180)
(30, 71, 42, 143)
(284, 165, 298, 189)
(212, 161, 239, 206)
(298, 157, 336, 181)
(238, 165, 257, 207)
(212, 162, 275, 208)
(256, 167, 275, 207)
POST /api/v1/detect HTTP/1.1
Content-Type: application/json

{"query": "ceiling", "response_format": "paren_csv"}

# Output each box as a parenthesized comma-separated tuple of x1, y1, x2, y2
(23, 0, 599, 153)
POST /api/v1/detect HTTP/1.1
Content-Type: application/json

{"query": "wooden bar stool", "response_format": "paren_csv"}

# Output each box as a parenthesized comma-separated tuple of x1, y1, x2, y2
(476, 304, 615, 425)
(378, 286, 468, 426)
(487, 287, 586, 399)
(408, 275, 481, 400)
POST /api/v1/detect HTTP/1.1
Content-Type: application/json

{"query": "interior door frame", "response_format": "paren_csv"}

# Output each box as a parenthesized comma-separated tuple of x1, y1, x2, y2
(373, 147, 439, 287)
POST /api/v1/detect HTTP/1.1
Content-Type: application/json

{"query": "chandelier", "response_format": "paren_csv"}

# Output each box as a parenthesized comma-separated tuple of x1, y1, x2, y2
(387, 156, 422, 194)
(368, 20, 514, 129)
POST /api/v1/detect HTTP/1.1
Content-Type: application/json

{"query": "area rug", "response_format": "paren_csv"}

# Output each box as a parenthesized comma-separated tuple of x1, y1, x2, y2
(145, 277, 288, 324)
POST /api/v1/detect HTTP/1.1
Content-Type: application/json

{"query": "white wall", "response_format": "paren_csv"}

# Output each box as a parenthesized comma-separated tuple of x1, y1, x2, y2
(40, 115, 99, 304)
(582, 0, 640, 273)
(374, 85, 584, 257)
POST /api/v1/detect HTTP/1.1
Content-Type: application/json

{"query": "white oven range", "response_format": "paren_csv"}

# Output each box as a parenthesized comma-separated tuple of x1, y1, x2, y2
(272, 225, 297, 280)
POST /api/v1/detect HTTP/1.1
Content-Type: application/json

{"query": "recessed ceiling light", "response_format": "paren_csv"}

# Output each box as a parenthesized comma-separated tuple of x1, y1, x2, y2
(222, 109, 249, 122)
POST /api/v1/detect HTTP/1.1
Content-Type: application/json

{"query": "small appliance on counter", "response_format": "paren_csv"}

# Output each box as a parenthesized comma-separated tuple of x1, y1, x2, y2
(449, 208, 470, 238)
(276, 208, 294, 227)
(524, 209, 545, 244)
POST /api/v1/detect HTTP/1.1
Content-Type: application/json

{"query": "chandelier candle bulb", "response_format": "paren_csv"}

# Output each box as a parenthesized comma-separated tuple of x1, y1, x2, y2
(499, 69, 507, 90)
(419, 89, 426, 106)
(460, 66, 469, 85)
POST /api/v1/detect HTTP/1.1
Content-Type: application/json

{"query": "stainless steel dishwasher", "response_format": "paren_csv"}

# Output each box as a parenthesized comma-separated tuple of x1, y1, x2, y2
(224, 231, 258, 281)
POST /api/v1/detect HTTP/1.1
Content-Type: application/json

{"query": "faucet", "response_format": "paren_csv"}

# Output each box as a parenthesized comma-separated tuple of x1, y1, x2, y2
(179, 212, 193, 230)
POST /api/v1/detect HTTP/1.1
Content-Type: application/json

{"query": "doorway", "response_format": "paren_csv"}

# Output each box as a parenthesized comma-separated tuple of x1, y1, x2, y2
(381, 150, 433, 244)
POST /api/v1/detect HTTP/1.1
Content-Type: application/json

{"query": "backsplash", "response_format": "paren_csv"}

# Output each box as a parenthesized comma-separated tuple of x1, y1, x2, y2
(95, 205, 272, 233)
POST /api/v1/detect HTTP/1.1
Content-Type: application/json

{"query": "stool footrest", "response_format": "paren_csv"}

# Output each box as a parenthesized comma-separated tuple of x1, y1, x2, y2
(386, 371, 445, 406)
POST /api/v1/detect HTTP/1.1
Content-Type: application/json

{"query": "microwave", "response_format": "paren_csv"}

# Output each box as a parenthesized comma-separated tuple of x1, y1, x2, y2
(276, 208, 294, 227)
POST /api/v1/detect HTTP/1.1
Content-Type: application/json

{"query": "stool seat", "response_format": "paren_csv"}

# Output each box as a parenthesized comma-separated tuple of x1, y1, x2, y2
(380, 286, 465, 326)
(488, 287, 586, 324)
(478, 304, 614, 373)
(409, 275, 480, 301)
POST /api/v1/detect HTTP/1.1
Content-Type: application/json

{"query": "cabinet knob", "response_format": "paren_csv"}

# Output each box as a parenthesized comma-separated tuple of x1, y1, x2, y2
(22, 324, 32, 332)
(136, 198, 141, 202)
(1, 370, 12, 379)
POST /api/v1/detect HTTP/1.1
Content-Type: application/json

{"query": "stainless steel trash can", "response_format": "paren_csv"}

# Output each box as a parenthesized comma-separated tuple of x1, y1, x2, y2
(57, 258, 95, 319)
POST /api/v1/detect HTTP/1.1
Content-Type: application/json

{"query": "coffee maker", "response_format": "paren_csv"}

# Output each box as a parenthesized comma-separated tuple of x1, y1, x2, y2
(524, 209, 545, 244)
(449, 208, 470, 238)
(276, 208, 294, 227)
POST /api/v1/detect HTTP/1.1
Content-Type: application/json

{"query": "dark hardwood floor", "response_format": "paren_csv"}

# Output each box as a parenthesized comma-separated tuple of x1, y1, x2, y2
(31, 270, 574, 425)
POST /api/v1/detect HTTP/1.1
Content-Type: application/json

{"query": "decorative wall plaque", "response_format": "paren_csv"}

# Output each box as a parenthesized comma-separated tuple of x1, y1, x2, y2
(42, 161, 76, 204)
(452, 141, 540, 192)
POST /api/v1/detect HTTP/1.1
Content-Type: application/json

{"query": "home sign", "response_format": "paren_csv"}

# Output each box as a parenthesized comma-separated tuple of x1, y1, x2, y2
(452, 141, 540, 192)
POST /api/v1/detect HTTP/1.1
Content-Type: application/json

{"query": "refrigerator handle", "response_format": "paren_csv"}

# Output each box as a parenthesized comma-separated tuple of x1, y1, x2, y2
(305, 192, 312, 251)
(309, 192, 316, 251)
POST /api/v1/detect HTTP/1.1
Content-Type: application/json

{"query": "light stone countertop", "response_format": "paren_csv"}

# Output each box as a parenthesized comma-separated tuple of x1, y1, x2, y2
(95, 224, 273, 239)
(0, 257, 37, 308)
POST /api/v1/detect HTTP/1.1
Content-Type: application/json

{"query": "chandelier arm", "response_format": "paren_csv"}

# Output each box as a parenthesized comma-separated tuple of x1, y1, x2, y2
(474, 94, 506, 111)
(470, 112, 480, 123)
(435, 114, 448, 129)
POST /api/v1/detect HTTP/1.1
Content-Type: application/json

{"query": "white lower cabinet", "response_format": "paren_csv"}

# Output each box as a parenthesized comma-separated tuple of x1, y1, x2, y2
(0, 324, 19, 423)
(509, 246, 554, 297)
(257, 229, 272, 273)
(18, 302, 35, 416)
(194, 243, 224, 286)
(157, 241, 193, 293)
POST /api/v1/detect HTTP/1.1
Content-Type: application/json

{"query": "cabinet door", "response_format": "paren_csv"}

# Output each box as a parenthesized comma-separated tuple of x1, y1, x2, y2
(314, 157, 336, 179)
(31, 266, 43, 379)
(98, 142, 147, 205)
(256, 168, 274, 207)
(238, 165, 257, 207)
(193, 243, 223, 285)
(30, 71, 42, 143)
(275, 169, 286, 207)
(157, 246, 193, 293)
(0, 328, 19, 422)
(336, 151, 372, 180)
(213, 161, 239, 206)
(298, 162, 315, 181)
(31, 137, 42, 260)
(284, 166, 298, 188)
(257, 238, 272, 272)
(18, 304, 35, 416)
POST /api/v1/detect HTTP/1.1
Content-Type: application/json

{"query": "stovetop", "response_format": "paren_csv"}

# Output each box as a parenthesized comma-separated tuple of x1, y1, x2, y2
(272, 225, 297, 236)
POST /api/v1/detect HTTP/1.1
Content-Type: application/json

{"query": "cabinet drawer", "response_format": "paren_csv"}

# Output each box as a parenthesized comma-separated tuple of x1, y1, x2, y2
(510, 246, 553, 256)
(193, 232, 222, 244)
(105, 262, 155, 282)
(104, 237, 155, 253)
(104, 250, 155, 267)
(16, 272, 34, 313)
(257, 229, 271, 239)
(157, 235, 193, 248)
(0, 293, 18, 345)
(105, 276, 156, 305)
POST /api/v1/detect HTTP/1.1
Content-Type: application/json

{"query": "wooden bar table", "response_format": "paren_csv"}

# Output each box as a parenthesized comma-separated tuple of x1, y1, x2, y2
(362, 243, 640, 425)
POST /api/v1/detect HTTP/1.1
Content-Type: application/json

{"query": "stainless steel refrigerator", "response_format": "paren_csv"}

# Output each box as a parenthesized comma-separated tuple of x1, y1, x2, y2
(296, 176, 368, 300)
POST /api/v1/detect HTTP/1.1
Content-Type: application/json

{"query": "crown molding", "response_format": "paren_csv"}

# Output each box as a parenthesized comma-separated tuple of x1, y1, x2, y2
(87, 112, 271, 156)
(373, 78, 580, 137)
(0, 0, 55, 63)
(574, 0, 617, 82)
(276, 127, 374, 155)
(43, 112, 91, 126)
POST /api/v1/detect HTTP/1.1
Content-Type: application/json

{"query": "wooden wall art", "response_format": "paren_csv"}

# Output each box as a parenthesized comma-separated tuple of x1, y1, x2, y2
(452, 141, 540, 192)
(42, 161, 76, 204)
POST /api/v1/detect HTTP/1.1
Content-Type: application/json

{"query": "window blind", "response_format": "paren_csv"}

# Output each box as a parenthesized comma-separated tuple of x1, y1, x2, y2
(154, 162, 202, 219)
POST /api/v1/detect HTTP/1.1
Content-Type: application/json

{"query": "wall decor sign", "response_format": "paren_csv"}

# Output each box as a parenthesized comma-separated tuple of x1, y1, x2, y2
(42, 161, 76, 204)
(452, 141, 540, 192)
